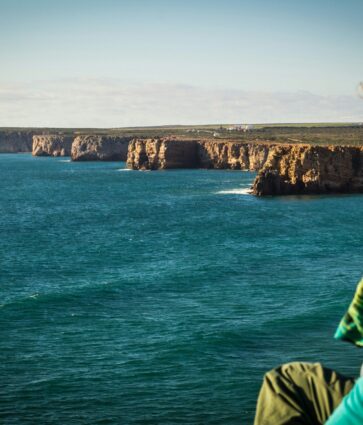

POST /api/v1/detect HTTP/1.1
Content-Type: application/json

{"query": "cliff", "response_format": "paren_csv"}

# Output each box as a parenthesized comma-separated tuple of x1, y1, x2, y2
(0, 130, 35, 153)
(252, 144, 363, 195)
(127, 139, 363, 196)
(197, 141, 271, 170)
(127, 138, 199, 170)
(127, 138, 272, 171)
(71, 135, 132, 161)
(32, 135, 74, 156)
(5, 129, 363, 197)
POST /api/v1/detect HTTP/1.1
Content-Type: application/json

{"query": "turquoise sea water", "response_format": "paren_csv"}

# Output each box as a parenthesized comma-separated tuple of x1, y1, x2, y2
(1, 154, 363, 424)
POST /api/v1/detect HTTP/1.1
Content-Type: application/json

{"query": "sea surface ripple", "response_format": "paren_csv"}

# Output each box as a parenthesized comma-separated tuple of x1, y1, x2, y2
(1, 154, 362, 424)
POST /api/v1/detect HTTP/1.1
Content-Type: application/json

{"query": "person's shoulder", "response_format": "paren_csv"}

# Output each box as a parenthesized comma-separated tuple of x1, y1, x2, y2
(353, 376, 363, 394)
(326, 378, 363, 424)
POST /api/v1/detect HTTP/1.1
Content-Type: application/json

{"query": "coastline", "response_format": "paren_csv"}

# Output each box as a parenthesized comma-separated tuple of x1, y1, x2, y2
(1, 124, 362, 196)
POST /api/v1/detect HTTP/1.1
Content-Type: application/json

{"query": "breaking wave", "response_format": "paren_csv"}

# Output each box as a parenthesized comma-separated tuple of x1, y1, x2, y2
(216, 187, 252, 195)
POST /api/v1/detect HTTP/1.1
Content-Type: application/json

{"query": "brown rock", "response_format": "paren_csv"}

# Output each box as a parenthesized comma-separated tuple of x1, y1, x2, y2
(252, 144, 363, 195)
(32, 135, 74, 157)
(0, 130, 35, 153)
(197, 141, 249, 169)
(127, 138, 272, 171)
(127, 138, 199, 170)
(247, 144, 271, 170)
(197, 141, 271, 170)
(71, 135, 132, 161)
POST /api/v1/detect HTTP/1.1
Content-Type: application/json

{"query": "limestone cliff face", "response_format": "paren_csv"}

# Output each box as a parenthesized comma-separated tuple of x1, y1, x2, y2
(197, 141, 271, 170)
(32, 135, 74, 157)
(127, 138, 271, 171)
(197, 141, 249, 169)
(0, 130, 35, 153)
(247, 144, 272, 171)
(71, 135, 132, 161)
(127, 139, 363, 195)
(127, 138, 199, 170)
(252, 144, 363, 195)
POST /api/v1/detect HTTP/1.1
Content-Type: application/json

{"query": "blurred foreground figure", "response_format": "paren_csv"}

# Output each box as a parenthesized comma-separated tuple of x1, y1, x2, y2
(254, 278, 363, 425)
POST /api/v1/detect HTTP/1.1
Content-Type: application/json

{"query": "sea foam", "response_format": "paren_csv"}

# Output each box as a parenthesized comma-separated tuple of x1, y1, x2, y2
(216, 187, 252, 195)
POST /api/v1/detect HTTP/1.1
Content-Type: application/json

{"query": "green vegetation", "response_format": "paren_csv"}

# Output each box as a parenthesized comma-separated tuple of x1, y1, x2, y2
(1, 123, 362, 146)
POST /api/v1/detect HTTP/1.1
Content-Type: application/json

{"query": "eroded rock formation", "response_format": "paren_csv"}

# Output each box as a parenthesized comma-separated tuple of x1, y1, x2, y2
(71, 135, 132, 161)
(127, 138, 272, 171)
(4, 128, 362, 197)
(197, 141, 271, 170)
(0, 130, 35, 153)
(197, 141, 249, 169)
(32, 135, 74, 157)
(252, 144, 363, 195)
(247, 144, 272, 171)
(127, 138, 199, 170)
(127, 138, 363, 195)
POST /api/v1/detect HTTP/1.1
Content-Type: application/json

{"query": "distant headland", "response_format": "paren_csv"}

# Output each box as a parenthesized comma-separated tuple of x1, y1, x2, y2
(1, 123, 362, 196)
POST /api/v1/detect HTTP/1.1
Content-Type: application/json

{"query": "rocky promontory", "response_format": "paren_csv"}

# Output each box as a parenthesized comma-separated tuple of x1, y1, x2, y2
(32, 135, 74, 157)
(127, 138, 363, 195)
(127, 138, 272, 171)
(71, 135, 132, 161)
(252, 144, 363, 195)
(0, 130, 35, 153)
(3, 127, 363, 197)
(197, 141, 271, 170)
(127, 138, 199, 170)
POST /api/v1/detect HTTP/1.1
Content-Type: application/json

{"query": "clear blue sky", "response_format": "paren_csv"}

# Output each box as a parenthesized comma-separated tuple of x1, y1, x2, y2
(0, 0, 362, 126)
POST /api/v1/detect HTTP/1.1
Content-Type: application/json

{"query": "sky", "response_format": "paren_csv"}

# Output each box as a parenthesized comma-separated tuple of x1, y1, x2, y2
(0, 0, 362, 127)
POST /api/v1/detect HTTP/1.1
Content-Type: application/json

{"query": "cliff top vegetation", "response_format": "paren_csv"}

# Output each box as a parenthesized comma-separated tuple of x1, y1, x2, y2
(1, 123, 362, 146)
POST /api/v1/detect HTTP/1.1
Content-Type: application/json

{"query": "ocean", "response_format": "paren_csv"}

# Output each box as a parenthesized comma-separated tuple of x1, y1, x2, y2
(1, 153, 363, 424)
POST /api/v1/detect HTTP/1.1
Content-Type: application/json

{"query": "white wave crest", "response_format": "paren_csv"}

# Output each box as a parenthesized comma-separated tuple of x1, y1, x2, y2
(216, 187, 252, 195)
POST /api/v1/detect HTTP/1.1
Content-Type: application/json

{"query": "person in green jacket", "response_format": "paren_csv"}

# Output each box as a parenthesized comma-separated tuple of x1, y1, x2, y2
(253, 277, 363, 425)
